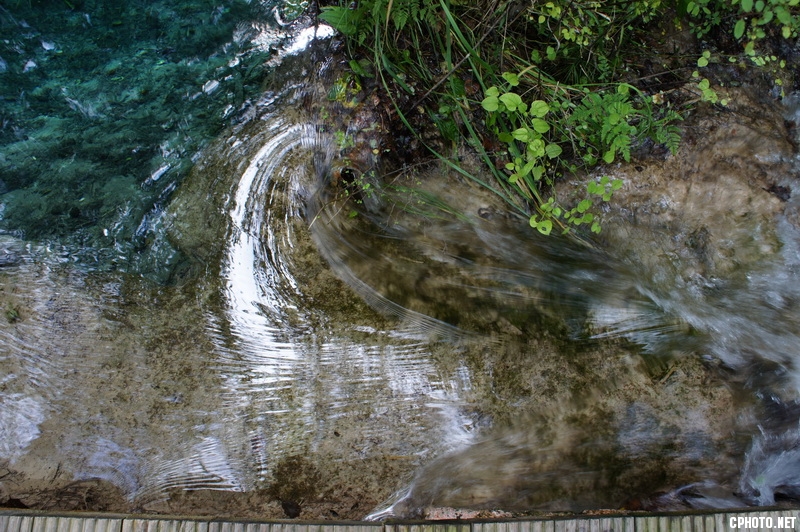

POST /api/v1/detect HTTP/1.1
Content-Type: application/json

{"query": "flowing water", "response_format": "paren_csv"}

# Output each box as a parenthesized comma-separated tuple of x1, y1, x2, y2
(2, 0, 800, 521)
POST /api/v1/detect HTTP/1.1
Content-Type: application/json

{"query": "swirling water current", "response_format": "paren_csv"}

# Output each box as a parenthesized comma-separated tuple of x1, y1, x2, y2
(2, 0, 800, 520)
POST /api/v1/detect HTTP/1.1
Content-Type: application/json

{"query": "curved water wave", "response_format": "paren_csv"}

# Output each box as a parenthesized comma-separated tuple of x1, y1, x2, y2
(160, 74, 480, 507)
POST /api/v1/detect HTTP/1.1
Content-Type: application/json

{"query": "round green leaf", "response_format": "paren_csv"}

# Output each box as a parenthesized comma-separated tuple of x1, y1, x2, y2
(742, 0, 753, 12)
(532, 118, 550, 133)
(529, 100, 550, 117)
(481, 96, 499, 112)
(502, 72, 520, 87)
(537, 219, 553, 235)
(528, 138, 545, 157)
(734, 19, 746, 39)
(545, 143, 562, 159)
(499, 92, 523, 112)
(697, 56, 709, 67)
(512, 128, 530, 142)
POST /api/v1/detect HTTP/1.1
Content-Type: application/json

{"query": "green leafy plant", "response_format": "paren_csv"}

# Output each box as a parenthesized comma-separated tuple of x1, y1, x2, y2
(525, 0, 664, 84)
(316, 0, 714, 238)
(684, 0, 799, 46)
(481, 86, 561, 187)
(529, 177, 623, 235)
(327, 72, 364, 108)
(319, 0, 438, 45)
(480, 76, 680, 234)
(569, 89, 637, 166)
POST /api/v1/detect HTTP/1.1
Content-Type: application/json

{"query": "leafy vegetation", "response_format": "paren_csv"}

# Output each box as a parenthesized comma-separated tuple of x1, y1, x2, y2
(317, 0, 798, 236)
(479, 77, 678, 233)
(684, 0, 799, 45)
(319, 0, 439, 43)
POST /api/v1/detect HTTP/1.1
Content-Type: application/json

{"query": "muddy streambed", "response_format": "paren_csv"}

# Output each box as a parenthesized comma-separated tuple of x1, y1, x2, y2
(2, 36, 800, 519)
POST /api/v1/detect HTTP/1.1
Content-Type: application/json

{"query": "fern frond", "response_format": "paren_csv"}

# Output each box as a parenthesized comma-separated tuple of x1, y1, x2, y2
(393, 1, 409, 31)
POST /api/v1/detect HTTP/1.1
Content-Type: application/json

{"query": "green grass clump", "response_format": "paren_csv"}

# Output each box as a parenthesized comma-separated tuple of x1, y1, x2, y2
(317, 0, 796, 236)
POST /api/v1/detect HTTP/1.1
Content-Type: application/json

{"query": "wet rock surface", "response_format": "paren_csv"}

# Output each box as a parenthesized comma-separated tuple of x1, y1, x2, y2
(569, 86, 797, 284)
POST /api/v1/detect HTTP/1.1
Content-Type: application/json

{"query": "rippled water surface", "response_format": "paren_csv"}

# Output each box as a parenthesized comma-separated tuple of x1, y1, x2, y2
(3, 0, 800, 521)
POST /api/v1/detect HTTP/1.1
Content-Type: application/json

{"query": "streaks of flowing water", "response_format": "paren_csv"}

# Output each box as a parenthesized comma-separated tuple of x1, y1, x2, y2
(356, 91, 800, 517)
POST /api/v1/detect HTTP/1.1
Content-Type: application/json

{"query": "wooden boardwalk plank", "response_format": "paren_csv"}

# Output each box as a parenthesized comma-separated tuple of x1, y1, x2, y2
(0, 515, 35, 532)
(126, 519, 204, 532)
(474, 520, 554, 532)
(2, 508, 800, 532)
(389, 524, 469, 532)
(31, 515, 119, 532)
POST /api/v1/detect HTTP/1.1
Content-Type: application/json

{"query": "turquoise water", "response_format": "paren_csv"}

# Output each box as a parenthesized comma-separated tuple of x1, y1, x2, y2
(0, 0, 298, 282)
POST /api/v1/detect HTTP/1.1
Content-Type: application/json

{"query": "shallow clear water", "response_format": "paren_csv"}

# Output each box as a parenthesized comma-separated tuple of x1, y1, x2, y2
(0, 0, 302, 281)
(2, 0, 800, 521)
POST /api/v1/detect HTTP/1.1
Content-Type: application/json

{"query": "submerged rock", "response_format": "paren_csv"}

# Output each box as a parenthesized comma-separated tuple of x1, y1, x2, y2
(0, 235, 23, 267)
(572, 87, 794, 284)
